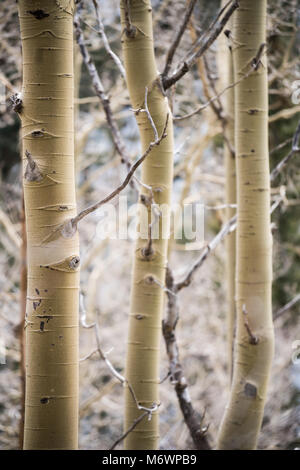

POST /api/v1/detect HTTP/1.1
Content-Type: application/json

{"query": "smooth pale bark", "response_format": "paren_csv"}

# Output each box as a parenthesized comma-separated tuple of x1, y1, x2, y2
(217, 1, 236, 379)
(217, 0, 274, 449)
(18, 0, 79, 449)
(120, 0, 174, 450)
(19, 192, 27, 449)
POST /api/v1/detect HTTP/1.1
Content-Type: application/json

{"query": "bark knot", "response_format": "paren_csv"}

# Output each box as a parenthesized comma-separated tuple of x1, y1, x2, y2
(69, 256, 80, 270)
(244, 382, 257, 399)
(40, 397, 50, 404)
(27, 10, 49, 20)
(10, 93, 23, 114)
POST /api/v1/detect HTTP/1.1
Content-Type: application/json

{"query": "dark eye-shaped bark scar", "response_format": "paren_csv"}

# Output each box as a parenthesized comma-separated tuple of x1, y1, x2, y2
(27, 10, 50, 20)
(244, 382, 257, 399)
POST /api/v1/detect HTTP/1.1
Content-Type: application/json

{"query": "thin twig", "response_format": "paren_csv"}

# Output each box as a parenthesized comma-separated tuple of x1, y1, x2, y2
(162, 0, 239, 90)
(270, 137, 293, 156)
(242, 304, 259, 345)
(109, 411, 149, 450)
(162, 267, 210, 450)
(270, 118, 300, 182)
(174, 43, 266, 121)
(162, 0, 197, 78)
(74, 10, 131, 168)
(79, 293, 160, 448)
(123, 0, 136, 38)
(274, 293, 300, 321)
(71, 114, 169, 227)
(175, 215, 237, 291)
(175, 190, 285, 292)
(92, 0, 126, 79)
(132, 87, 158, 141)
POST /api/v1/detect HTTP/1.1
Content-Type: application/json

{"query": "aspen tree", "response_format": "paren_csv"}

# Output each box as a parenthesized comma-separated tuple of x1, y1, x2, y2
(18, 0, 79, 449)
(217, 1, 236, 378)
(120, 0, 174, 450)
(217, 0, 274, 449)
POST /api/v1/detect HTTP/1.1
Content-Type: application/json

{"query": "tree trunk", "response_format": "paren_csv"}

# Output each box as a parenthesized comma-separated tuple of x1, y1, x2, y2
(217, 0, 274, 449)
(217, 0, 236, 380)
(19, 192, 27, 449)
(18, 0, 79, 450)
(120, 0, 174, 450)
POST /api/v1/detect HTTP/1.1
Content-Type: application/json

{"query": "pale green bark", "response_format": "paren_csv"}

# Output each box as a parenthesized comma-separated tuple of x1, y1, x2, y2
(18, 0, 79, 450)
(217, 0, 274, 449)
(218, 1, 236, 379)
(120, 0, 174, 450)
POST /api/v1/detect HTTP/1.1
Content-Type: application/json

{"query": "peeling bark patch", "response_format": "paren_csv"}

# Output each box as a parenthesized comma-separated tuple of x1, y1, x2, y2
(244, 382, 257, 399)
(25, 150, 43, 182)
(28, 10, 50, 20)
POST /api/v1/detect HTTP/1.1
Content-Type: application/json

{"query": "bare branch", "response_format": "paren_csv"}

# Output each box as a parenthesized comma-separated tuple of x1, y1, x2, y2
(174, 43, 266, 122)
(270, 118, 300, 182)
(274, 293, 300, 321)
(242, 304, 259, 345)
(162, 267, 210, 450)
(175, 215, 237, 291)
(175, 189, 286, 293)
(162, 0, 239, 90)
(270, 137, 293, 156)
(74, 10, 131, 168)
(123, 0, 136, 38)
(71, 114, 169, 227)
(269, 105, 300, 123)
(162, 0, 197, 78)
(92, 0, 126, 79)
(79, 293, 159, 449)
(132, 87, 158, 141)
(109, 411, 149, 450)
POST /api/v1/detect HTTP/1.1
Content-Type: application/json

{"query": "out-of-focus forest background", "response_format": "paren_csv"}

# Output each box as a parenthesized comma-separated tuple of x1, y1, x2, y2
(0, 0, 299, 450)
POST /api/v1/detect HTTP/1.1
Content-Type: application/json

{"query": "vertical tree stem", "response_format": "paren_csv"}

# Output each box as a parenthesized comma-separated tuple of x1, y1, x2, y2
(120, 0, 174, 450)
(18, 0, 79, 450)
(218, 0, 236, 380)
(217, 0, 274, 450)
